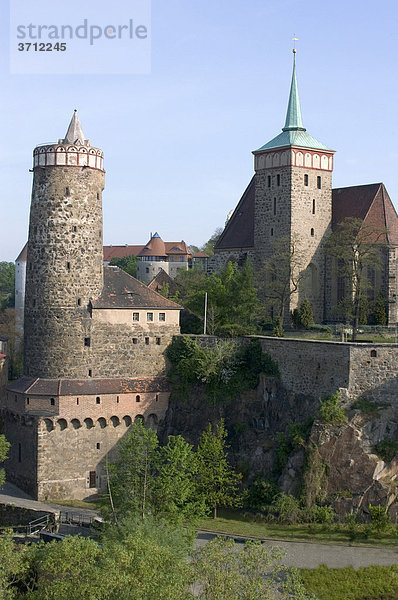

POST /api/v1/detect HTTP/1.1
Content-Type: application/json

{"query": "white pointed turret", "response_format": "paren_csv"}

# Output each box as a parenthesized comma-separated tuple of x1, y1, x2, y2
(63, 109, 87, 145)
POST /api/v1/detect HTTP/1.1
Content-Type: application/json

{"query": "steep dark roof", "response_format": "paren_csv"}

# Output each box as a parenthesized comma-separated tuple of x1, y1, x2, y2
(8, 376, 169, 396)
(215, 176, 255, 251)
(16, 243, 28, 262)
(148, 268, 178, 296)
(92, 266, 181, 310)
(332, 183, 398, 245)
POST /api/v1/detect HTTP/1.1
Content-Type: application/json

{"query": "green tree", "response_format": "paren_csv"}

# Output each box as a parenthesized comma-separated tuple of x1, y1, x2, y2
(192, 536, 312, 600)
(319, 391, 347, 425)
(299, 298, 314, 328)
(196, 420, 242, 518)
(372, 293, 387, 325)
(325, 217, 387, 340)
(200, 227, 223, 257)
(156, 435, 206, 524)
(257, 236, 305, 321)
(109, 420, 158, 518)
(109, 254, 138, 278)
(0, 434, 10, 487)
(0, 532, 34, 599)
(0, 263, 15, 310)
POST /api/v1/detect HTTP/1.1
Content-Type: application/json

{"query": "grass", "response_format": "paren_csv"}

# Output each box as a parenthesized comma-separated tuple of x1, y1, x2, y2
(47, 498, 102, 511)
(300, 565, 398, 600)
(198, 510, 398, 547)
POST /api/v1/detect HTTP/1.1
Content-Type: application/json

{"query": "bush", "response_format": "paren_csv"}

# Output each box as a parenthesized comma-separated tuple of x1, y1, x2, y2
(245, 478, 280, 513)
(319, 392, 347, 425)
(368, 503, 391, 534)
(272, 493, 304, 525)
(307, 504, 335, 524)
(351, 398, 388, 414)
(273, 317, 284, 337)
(299, 298, 314, 328)
(275, 421, 312, 474)
(373, 438, 398, 462)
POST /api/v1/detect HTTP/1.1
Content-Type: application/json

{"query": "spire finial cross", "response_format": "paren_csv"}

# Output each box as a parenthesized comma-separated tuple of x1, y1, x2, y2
(292, 34, 298, 54)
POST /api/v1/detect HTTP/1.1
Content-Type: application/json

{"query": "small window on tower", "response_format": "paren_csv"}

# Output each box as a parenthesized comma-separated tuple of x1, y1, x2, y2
(273, 198, 277, 215)
(76, 398, 79, 405)
(156, 337, 161, 345)
(270, 228, 274, 236)
(50, 398, 55, 406)
(72, 226, 77, 232)
(145, 337, 150, 345)
(96, 443, 101, 450)
(133, 338, 138, 344)
(304, 174, 309, 186)
(84, 337, 91, 347)
(146, 267, 149, 273)
(317, 176, 322, 189)
(88, 369, 92, 377)
(65, 187, 70, 196)
(18, 443, 22, 463)
(33, 299, 36, 307)
(66, 262, 71, 271)
(312, 199, 316, 214)
(77, 298, 81, 306)
(136, 395, 141, 403)
(267, 175, 271, 188)
(97, 192, 100, 200)
(311, 228, 315, 237)
(96, 397, 101, 404)
(277, 174, 281, 186)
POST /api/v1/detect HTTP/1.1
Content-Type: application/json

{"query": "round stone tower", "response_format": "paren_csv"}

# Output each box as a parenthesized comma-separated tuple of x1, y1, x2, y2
(24, 111, 105, 378)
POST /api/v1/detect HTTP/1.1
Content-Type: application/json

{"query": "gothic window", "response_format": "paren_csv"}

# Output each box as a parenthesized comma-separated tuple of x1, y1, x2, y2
(312, 199, 316, 214)
(304, 174, 309, 186)
(77, 298, 81, 306)
(317, 176, 322, 189)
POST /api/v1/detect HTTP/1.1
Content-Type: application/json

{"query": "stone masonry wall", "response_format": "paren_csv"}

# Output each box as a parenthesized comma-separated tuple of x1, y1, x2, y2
(207, 250, 254, 275)
(24, 165, 105, 378)
(2, 411, 38, 497)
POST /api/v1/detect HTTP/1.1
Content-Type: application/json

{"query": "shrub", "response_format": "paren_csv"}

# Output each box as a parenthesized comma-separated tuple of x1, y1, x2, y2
(307, 504, 335, 524)
(368, 503, 391, 534)
(351, 397, 387, 414)
(273, 317, 284, 337)
(299, 298, 314, 328)
(272, 493, 304, 525)
(245, 478, 280, 513)
(373, 438, 398, 462)
(319, 392, 347, 425)
(274, 421, 312, 474)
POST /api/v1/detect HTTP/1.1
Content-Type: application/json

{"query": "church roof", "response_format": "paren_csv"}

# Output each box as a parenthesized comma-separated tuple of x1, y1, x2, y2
(215, 177, 255, 251)
(63, 110, 87, 145)
(103, 245, 145, 261)
(214, 181, 398, 251)
(92, 266, 181, 309)
(332, 183, 398, 245)
(16, 242, 28, 262)
(254, 54, 333, 153)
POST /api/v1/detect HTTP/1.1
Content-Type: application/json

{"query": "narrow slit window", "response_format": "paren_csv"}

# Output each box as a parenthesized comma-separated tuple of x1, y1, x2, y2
(65, 187, 70, 196)
(50, 398, 55, 406)
(133, 338, 138, 344)
(18, 443, 22, 463)
(96, 397, 100, 404)
(277, 174, 281, 186)
(317, 176, 321, 189)
(273, 198, 277, 215)
(88, 369, 92, 377)
(312, 199, 316, 214)
(156, 337, 161, 345)
(304, 174, 309, 186)
(116, 396, 119, 403)
(270, 228, 274, 236)
(145, 337, 150, 345)
(66, 262, 71, 271)
(76, 398, 79, 405)
(267, 175, 271, 188)
(96, 443, 101, 450)
(77, 298, 81, 306)
(311, 228, 315, 237)
(84, 337, 91, 347)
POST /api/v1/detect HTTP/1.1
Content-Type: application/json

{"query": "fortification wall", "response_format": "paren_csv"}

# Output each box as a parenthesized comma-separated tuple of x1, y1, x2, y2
(0, 355, 8, 403)
(2, 412, 38, 497)
(193, 335, 398, 403)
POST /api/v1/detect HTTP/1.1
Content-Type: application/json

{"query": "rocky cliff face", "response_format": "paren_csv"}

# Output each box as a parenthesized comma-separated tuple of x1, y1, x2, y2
(160, 373, 398, 517)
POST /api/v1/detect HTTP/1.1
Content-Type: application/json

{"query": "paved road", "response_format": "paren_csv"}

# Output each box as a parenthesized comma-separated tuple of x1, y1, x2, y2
(196, 532, 398, 569)
(0, 481, 100, 520)
(1, 482, 398, 568)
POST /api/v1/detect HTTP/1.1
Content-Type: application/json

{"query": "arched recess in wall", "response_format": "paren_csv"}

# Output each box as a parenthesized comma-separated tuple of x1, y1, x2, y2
(71, 418, 81, 429)
(302, 262, 319, 300)
(123, 415, 132, 427)
(110, 416, 120, 427)
(44, 418, 54, 432)
(97, 417, 107, 429)
(84, 418, 94, 429)
(146, 414, 159, 430)
(57, 418, 67, 431)
(134, 414, 144, 424)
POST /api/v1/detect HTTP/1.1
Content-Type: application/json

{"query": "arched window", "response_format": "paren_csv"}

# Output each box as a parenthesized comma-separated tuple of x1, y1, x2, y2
(136, 395, 141, 403)
(84, 418, 94, 429)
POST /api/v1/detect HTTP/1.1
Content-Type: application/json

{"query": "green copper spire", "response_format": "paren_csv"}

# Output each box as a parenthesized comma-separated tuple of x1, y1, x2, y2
(282, 52, 305, 132)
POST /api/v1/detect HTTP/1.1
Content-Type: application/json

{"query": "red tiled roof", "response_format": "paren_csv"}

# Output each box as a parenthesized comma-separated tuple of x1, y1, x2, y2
(103, 245, 145, 261)
(148, 268, 179, 295)
(215, 176, 255, 251)
(192, 251, 209, 258)
(92, 266, 181, 309)
(7, 376, 169, 396)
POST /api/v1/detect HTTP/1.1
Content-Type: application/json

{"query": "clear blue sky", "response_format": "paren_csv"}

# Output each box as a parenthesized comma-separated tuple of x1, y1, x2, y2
(1, 0, 397, 261)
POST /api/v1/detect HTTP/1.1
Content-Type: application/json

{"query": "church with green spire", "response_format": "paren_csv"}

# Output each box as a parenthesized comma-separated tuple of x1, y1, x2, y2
(210, 52, 398, 325)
